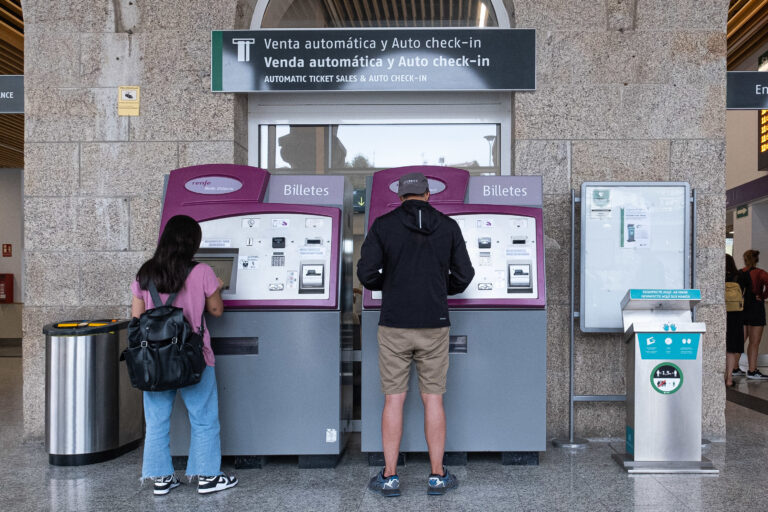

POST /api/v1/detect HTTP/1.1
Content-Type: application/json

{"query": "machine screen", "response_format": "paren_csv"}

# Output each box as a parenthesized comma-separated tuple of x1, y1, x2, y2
(198, 213, 334, 301)
(450, 213, 539, 300)
(195, 256, 236, 291)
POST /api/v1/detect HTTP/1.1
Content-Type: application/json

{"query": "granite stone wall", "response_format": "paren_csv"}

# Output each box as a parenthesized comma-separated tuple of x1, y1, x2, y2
(22, 0, 727, 442)
(513, 0, 727, 439)
(21, 0, 257, 440)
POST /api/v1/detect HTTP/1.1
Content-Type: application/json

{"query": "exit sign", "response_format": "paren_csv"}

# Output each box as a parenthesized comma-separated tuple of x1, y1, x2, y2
(737, 205, 749, 218)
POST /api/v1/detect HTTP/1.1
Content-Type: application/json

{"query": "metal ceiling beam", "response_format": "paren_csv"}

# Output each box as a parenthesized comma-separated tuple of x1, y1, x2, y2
(728, 0, 768, 69)
(0, 17, 22, 51)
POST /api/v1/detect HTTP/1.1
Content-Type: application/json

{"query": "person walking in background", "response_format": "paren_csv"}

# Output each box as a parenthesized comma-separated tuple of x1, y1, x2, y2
(357, 172, 475, 497)
(725, 254, 750, 386)
(742, 249, 768, 380)
(131, 215, 238, 495)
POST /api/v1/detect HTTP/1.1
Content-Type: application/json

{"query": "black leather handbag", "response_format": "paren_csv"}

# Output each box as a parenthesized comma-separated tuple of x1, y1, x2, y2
(121, 269, 206, 392)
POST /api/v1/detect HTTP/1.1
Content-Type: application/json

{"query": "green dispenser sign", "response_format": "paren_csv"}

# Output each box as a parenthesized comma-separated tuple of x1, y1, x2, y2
(650, 363, 683, 394)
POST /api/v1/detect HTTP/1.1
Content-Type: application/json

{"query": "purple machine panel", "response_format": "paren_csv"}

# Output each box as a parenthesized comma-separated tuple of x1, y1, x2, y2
(363, 165, 546, 309)
(161, 164, 342, 309)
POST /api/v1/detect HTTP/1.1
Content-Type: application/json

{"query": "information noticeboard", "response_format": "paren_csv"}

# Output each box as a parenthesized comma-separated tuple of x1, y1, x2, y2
(580, 182, 691, 333)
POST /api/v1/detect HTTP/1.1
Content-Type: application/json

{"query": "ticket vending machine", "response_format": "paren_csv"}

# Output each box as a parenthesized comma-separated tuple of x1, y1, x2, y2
(614, 289, 716, 474)
(162, 164, 353, 467)
(361, 166, 547, 463)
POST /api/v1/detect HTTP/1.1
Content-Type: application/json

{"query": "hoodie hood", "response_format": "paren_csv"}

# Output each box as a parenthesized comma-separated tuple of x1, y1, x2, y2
(396, 200, 442, 235)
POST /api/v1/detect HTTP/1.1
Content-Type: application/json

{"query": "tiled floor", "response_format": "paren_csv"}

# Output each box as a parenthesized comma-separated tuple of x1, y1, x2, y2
(2, 355, 768, 511)
(726, 370, 768, 415)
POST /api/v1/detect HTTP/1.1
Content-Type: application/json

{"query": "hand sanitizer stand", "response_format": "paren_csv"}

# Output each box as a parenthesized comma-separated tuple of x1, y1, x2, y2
(612, 289, 718, 474)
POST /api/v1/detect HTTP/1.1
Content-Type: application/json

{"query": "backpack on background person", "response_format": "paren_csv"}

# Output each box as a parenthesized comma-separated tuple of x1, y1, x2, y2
(725, 280, 745, 312)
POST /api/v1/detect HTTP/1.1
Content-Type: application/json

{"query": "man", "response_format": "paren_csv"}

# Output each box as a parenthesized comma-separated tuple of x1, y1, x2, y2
(357, 172, 475, 496)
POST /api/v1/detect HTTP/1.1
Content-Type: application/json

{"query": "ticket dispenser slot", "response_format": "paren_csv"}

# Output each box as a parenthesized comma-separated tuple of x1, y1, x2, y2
(507, 263, 532, 293)
(300, 263, 325, 294)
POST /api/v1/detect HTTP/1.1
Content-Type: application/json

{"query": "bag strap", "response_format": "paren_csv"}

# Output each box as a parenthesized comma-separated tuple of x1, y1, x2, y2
(146, 280, 169, 308)
(146, 263, 199, 308)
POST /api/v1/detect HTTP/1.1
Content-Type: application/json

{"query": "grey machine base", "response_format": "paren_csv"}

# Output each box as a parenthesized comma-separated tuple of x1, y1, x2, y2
(173, 454, 343, 470)
(170, 311, 352, 467)
(361, 309, 546, 462)
(612, 453, 719, 474)
(366, 450, 538, 466)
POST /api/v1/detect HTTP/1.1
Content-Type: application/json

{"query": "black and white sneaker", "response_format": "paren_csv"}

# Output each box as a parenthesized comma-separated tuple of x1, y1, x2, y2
(198, 474, 238, 494)
(153, 474, 181, 496)
(732, 368, 746, 377)
(427, 467, 458, 495)
(747, 369, 768, 380)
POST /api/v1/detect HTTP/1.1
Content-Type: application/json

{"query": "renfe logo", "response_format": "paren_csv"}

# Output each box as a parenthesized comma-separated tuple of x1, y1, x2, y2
(184, 176, 243, 195)
(232, 38, 255, 62)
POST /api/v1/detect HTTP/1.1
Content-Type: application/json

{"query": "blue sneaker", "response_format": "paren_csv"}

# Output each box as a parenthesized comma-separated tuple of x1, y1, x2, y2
(427, 467, 458, 495)
(368, 470, 400, 497)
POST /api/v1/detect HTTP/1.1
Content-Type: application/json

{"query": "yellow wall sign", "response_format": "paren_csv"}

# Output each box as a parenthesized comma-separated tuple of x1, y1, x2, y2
(118, 86, 140, 116)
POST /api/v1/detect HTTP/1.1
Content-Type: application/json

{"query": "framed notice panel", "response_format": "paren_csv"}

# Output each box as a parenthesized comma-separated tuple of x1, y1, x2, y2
(580, 182, 691, 332)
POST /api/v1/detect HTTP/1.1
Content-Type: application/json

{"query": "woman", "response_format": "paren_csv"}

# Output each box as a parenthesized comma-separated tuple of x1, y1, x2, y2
(725, 254, 749, 386)
(131, 215, 238, 495)
(742, 249, 768, 380)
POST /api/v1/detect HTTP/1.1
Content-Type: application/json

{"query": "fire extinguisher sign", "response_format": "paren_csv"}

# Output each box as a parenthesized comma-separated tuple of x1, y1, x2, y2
(1, 244, 10, 257)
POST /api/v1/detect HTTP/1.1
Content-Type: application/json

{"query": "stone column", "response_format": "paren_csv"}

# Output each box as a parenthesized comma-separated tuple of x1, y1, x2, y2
(22, 0, 250, 441)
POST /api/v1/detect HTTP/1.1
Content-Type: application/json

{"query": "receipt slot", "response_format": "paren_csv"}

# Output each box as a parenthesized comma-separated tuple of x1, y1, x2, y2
(361, 167, 546, 464)
(613, 289, 717, 474)
(162, 165, 353, 468)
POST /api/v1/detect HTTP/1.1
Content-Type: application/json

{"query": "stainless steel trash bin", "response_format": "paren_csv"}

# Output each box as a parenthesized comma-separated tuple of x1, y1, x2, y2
(44, 319, 143, 466)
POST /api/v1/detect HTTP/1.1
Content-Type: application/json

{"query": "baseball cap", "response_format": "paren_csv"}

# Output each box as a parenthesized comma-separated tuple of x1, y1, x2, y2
(397, 172, 429, 196)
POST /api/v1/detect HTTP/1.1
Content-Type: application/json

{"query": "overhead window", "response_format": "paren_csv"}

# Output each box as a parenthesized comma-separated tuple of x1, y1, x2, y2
(261, 0, 499, 28)
(259, 123, 500, 187)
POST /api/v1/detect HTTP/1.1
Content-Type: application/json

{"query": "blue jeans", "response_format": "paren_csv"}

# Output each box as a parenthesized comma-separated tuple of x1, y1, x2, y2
(141, 366, 221, 479)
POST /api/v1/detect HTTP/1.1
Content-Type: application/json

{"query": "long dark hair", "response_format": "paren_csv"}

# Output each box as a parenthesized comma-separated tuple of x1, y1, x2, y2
(137, 215, 202, 293)
(726, 253, 738, 281)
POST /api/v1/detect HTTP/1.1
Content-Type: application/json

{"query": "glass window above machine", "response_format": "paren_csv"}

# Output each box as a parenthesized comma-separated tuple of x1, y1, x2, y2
(261, 0, 500, 28)
(259, 123, 500, 188)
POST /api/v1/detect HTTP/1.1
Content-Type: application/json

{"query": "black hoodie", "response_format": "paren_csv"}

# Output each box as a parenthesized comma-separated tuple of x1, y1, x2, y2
(357, 200, 475, 328)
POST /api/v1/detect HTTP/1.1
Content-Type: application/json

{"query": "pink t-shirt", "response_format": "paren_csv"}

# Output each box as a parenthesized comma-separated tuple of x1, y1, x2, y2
(131, 263, 219, 367)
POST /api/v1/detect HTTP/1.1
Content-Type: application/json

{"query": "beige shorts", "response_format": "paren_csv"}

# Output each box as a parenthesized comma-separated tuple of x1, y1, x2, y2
(377, 325, 450, 395)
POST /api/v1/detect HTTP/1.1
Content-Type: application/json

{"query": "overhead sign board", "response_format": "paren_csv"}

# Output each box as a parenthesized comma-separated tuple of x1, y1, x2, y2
(726, 71, 768, 110)
(0, 75, 23, 113)
(212, 29, 535, 92)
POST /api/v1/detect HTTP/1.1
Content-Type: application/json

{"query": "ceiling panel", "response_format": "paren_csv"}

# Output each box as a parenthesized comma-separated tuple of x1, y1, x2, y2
(263, 0, 498, 28)
(728, 0, 768, 69)
(0, 0, 22, 169)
